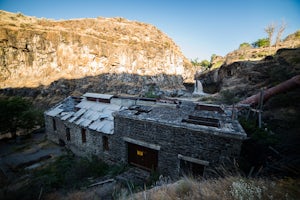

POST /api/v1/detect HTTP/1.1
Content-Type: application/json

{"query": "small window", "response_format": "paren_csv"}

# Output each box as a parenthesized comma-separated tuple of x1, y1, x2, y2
(103, 136, 109, 151)
(180, 160, 205, 177)
(52, 118, 56, 131)
(66, 128, 70, 141)
(81, 128, 86, 143)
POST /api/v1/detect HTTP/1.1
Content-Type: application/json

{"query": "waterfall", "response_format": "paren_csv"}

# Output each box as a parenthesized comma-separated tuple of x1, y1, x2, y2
(193, 80, 204, 95)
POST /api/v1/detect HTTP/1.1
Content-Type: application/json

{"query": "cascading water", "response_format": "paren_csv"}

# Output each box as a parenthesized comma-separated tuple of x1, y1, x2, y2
(193, 79, 205, 95)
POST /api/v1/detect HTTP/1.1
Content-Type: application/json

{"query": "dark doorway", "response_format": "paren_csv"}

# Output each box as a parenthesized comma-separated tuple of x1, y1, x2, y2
(102, 136, 109, 151)
(127, 142, 158, 171)
(59, 139, 65, 146)
(180, 159, 205, 177)
(81, 128, 86, 143)
(66, 128, 70, 141)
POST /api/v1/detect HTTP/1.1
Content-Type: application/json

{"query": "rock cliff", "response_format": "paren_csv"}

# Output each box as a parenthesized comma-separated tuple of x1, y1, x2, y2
(0, 11, 194, 91)
(197, 47, 300, 98)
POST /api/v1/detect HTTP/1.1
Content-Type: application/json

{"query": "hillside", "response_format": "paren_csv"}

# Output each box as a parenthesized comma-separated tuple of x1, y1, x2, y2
(0, 10, 194, 91)
(209, 30, 300, 69)
(1, 10, 300, 199)
(195, 46, 300, 179)
(198, 47, 300, 96)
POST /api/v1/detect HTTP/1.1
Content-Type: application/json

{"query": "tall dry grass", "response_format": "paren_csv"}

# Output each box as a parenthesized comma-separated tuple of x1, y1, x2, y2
(128, 176, 299, 200)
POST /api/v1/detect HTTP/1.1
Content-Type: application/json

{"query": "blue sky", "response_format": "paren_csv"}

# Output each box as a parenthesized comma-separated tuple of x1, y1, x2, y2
(1, 0, 299, 60)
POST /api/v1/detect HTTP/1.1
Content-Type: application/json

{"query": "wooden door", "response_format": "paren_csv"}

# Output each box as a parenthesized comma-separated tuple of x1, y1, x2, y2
(128, 142, 158, 171)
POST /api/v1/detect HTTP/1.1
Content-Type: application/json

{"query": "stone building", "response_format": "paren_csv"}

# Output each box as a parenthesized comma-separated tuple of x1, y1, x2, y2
(45, 93, 246, 178)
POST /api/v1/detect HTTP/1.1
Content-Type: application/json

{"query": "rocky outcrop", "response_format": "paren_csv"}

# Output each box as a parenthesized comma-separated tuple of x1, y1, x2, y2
(209, 30, 300, 69)
(0, 11, 194, 91)
(197, 48, 300, 98)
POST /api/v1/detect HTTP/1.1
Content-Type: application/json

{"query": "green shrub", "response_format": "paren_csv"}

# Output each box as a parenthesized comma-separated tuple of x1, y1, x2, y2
(239, 118, 279, 145)
(0, 97, 44, 137)
(252, 38, 270, 48)
(211, 61, 224, 69)
(32, 154, 109, 191)
(239, 42, 251, 49)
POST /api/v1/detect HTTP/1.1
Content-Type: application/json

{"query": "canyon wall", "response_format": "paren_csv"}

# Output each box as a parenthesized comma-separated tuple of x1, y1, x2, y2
(0, 11, 194, 92)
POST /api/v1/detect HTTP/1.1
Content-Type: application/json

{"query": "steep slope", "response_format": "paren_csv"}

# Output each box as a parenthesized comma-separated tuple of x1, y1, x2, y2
(197, 47, 300, 97)
(209, 30, 300, 69)
(0, 10, 194, 90)
(197, 47, 300, 177)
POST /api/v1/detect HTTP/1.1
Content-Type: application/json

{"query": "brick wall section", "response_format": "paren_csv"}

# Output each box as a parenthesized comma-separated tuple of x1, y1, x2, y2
(112, 115, 243, 178)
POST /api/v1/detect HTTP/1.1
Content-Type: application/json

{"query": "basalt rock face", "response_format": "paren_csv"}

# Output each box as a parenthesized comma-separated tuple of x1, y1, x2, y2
(197, 48, 300, 97)
(0, 11, 194, 94)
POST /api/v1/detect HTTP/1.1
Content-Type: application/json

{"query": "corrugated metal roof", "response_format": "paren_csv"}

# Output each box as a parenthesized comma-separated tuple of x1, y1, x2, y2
(46, 105, 63, 117)
(89, 120, 113, 134)
(83, 93, 113, 99)
(46, 94, 123, 135)
(61, 112, 75, 120)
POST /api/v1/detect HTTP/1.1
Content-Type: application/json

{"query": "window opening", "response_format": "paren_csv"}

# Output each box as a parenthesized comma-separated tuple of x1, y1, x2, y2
(52, 118, 56, 131)
(180, 159, 205, 177)
(102, 136, 109, 151)
(66, 127, 70, 141)
(81, 128, 86, 143)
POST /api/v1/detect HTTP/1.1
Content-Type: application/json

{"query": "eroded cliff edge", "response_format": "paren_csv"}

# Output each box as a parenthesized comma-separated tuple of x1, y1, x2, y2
(0, 11, 194, 93)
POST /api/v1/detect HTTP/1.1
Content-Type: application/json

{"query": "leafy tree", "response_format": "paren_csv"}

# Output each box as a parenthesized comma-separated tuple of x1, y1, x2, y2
(239, 42, 251, 49)
(200, 59, 210, 68)
(252, 38, 270, 48)
(191, 58, 211, 69)
(0, 97, 44, 138)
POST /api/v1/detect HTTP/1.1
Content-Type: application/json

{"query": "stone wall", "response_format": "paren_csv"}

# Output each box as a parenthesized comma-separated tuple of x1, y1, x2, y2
(45, 115, 117, 163)
(112, 116, 243, 178)
(45, 112, 244, 179)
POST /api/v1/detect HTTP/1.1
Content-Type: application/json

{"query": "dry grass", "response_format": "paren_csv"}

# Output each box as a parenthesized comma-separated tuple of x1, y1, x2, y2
(127, 176, 299, 200)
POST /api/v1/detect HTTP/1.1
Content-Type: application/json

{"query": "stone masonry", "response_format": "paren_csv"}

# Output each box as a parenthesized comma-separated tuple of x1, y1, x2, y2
(45, 93, 247, 179)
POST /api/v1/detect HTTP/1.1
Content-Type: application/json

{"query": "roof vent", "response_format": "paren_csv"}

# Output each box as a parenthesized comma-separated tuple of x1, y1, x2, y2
(182, 115, 220, 128)
(83, 93, 113, 103)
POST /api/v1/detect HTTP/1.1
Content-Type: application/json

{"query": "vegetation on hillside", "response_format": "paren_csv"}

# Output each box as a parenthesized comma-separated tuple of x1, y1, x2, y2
(191, 58, 211, 70)
(1, 12, 300, 199)
(0, 96, 44, 138)
(1, 154, 127, 200)
(204, 23, 299, 70)
(129, 176, 299, 200)
(252, 38, 270, 48)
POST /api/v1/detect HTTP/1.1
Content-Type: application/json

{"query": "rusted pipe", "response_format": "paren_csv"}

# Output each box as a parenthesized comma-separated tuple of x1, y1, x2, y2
(239, 75, 300, 106)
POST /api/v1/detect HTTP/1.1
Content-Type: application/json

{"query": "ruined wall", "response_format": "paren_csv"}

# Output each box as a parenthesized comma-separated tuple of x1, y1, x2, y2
(112, 116, 243, 178)
(45, 115, 116, 162)
(45, 112, 244, 178)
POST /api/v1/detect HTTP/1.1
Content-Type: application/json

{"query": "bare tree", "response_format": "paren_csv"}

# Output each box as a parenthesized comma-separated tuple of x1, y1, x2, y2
(275, 21, 287, 47)
(265, 23, 276, 47)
